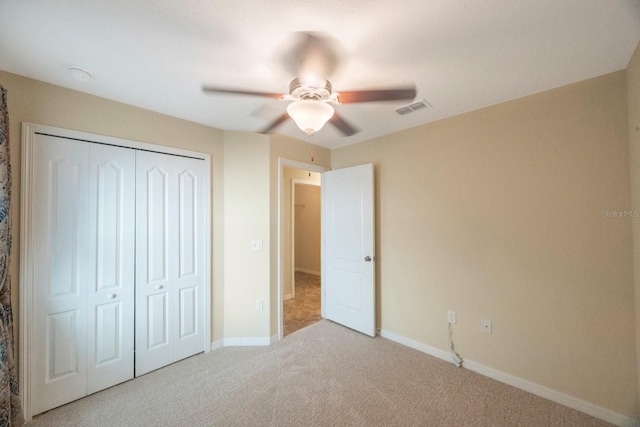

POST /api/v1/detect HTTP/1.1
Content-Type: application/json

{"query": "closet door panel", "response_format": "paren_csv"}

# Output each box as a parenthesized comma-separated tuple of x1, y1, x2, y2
(135, 153, 174, 375)
(87, 144, 135, 394)
(173, 156, 205, 361)
(93, 301, 122, 362)
(147, 292, 169, 349)
(147, 166, 169, 284)
(32, 135, 89, 415)
(179, 170, 196, 278)
(179, 286, 198, 338)
(135, 152, 205, 374)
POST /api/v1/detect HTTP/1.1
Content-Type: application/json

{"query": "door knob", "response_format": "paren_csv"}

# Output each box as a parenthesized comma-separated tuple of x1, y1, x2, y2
(155, 285, 164, 290)
(364, 256, 372, 262)
(108, 294, 117, 299)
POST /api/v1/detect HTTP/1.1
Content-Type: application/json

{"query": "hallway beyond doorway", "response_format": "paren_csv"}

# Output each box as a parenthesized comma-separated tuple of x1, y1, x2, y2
(283, 272, 321, 336)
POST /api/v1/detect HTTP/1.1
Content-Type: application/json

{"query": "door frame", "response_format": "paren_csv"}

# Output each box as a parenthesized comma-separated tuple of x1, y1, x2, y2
(277, 158, 328, 340)
(19, 123, 212, 421)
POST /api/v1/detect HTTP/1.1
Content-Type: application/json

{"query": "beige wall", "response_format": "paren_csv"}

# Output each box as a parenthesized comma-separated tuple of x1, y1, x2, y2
(627, 41, 640, 406)
(222, 131, 271, 339)
(282, 167, 321, 298)
(332, 71, 637, 417)
(294, 184, 321, 274)
(222, 131, 329, 339)
(0, 70, 226, 348)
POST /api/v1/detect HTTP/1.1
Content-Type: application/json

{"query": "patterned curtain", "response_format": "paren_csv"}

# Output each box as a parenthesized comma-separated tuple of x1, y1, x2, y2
(0, 86, 23, 426)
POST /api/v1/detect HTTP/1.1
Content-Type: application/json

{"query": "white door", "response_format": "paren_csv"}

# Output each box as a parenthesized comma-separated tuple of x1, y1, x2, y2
(86, 144, 136, 394)
(31, 135, 135, 414)
(322, 163, 375, 337)
(32, 135, 90, 414)
(135, 152, 206, 375)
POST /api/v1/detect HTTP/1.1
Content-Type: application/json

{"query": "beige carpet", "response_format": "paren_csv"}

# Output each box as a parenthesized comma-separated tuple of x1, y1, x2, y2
(28, 320, 611, 426)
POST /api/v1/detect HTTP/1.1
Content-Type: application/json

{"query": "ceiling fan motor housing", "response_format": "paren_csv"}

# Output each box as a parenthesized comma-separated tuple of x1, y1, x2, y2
(289, 77, 333, 101)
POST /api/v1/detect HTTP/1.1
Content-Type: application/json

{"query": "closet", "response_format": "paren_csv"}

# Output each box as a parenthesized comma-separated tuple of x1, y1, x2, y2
(21, 124, 210, 417)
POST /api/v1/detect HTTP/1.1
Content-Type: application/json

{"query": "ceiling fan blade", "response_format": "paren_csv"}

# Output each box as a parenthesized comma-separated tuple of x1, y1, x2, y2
(337, 86, 417, 104)
(260, 112, 290, 133)
(202, 86, 283, 99)
(329, 112, 359, 137)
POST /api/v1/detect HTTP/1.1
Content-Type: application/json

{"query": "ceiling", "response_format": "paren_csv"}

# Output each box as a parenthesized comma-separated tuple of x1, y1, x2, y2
(1, 0, 639, 150)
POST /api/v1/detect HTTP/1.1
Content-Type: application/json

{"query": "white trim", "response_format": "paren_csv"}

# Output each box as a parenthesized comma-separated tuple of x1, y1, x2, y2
(24, 123, 210, 159)
(202, 145, 212, 359)
(294, 268, 321, 276)
(211, 334, 277, 351)
(223, 337, 271, 347)
(290, 177, 296, 300)
(284, 293, 293, 301)
(210, 340, 224, 351)
(276, 157, 328, 342)
(281, 158, 328, 174)
(19, 122, 213, 422)
(463, 359, 639, 427)
(320, 175, 326, 320)
(380, 328, 639, 427)
(380, 329, 451, 363)
(19, 123, 36, 421)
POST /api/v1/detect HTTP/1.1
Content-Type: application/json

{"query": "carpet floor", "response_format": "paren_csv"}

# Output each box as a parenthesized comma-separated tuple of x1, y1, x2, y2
(28, 320, 611, 426)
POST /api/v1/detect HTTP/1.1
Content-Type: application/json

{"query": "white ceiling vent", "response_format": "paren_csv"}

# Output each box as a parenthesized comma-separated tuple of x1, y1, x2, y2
(395, 99, 432, 115)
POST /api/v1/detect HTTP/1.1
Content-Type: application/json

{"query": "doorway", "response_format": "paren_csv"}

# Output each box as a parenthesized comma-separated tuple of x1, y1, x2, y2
(277, 160, 375, 339)
(284, 179, 321, 335)
(278, 161, 326, 338)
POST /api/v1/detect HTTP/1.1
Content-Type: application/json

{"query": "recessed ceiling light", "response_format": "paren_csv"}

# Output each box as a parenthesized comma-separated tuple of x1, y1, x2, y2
(68, 67, 93, 81)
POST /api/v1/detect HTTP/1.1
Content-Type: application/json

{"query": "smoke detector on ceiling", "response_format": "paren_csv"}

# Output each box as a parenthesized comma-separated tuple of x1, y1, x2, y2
(395, 99, 432, 115)
(68, 67, 93, 82)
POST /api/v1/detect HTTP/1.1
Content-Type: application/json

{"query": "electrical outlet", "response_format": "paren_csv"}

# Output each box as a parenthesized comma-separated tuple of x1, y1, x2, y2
(481, 318, 492, 334)
(447, 310, 456, 324)
(251, 240, 263, 251)
(255, 299, 263, 311)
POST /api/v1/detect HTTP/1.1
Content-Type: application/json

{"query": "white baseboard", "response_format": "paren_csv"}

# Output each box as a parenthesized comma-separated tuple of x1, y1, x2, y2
(221, 335, 280, 347)
(295, 268, 320, 276)
(380, 328, 452, 363)
(284, 293, 293, 301)
(379, 328, 638, 427)
(223, 337, 271, 347)
(210, 340, 224, 351)
(462, 359, 638, 427)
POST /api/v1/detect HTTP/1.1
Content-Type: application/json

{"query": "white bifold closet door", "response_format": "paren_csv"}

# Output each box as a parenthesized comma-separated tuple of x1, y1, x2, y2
(32, 135, 136, 415)
(30, 134, 206, 415)
(134, 151, 206, 376)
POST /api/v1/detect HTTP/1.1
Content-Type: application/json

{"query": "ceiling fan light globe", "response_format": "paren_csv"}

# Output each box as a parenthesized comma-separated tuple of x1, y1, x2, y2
(287, 100, 334, 136)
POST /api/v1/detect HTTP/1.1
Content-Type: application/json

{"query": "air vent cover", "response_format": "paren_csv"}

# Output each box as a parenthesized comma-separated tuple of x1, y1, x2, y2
(395, 99, 432, 115)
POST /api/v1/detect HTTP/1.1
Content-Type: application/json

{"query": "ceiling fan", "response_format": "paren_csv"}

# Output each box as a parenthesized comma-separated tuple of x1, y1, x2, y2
(202, 32, 417, 137)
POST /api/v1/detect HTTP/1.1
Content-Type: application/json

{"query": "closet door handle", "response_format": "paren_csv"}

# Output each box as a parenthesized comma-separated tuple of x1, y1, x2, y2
(108, 293, 117, 299)
(155, 285, 164, 290)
